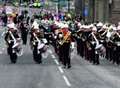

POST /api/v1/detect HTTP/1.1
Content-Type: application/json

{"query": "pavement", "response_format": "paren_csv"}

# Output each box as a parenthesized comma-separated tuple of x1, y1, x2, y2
(0, 26, 120, 88)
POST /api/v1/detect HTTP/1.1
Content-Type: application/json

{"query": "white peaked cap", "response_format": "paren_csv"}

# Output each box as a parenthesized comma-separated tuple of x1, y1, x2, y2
(97, 22, 103, 27)
(77, 22, 81, 27)
(54, 21, 59, 26)
(106, 31, 112, 38)
(89, 24, 94, 28)
(92, 26, 97, 31)
(34, 25, 39, 29)
(112, 26, 117, 31)
(32, 20, 38, 26)
(80, 25, 85, 29)
(7, 23, 17, 30)
(109, 25, 114, 30)
(32, 20, 39, 29)
(117, 26, 120, 30)
(118, 22, 120, 25)
(41, 19, 45, 24)
(58, 22, 64, 28)
(83, 25, 90, 29)
(61, 23, 69, 28)
(102, 24, 108, 29)
(109, 25, 117, 32)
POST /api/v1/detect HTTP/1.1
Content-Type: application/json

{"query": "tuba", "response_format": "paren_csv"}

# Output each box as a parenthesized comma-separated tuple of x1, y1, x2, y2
(8, 31, 23, 56)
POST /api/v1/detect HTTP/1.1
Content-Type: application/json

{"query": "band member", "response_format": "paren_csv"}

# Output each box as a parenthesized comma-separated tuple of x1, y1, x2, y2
(89, 25, 101, 65)
(19, 21, 29, 45)
(111, 25, 120, 65)
(57, 24, 72, 69)
(30, 20, 47, 64)
(5, 23, 20, 64)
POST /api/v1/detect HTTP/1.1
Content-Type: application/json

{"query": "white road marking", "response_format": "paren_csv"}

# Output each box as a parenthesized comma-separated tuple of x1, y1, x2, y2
(51, 51, 72, 87)
(51, 55, 56, 59)
(54, 59, 59, 65)
(63, 75, 71, 87)
(58, 66, 64, 74)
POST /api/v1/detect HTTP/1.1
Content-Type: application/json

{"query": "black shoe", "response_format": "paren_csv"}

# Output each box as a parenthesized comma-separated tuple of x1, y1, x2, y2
(11, 62, 16, 64)
(95, 63, 100, 65)
(35, 61, 42, 64)
(62, 65, 66, 69)
(67, 65, 71, 69)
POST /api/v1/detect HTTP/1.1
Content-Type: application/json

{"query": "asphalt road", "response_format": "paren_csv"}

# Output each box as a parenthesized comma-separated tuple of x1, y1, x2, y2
(0, 26, 120, 88)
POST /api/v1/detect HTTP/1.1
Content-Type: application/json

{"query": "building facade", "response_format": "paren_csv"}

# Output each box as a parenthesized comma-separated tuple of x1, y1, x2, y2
(110, 0, 120, 24)
(74, 0, 120, 23)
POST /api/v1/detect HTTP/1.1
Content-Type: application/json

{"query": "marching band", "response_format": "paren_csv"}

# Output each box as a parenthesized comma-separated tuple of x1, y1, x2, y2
(2, 9, 120, 68)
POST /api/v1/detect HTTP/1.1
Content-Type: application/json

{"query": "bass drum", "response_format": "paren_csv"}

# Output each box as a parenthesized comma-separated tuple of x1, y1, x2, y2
(13, 43, 23, 57)
(16, 47, 23, 56)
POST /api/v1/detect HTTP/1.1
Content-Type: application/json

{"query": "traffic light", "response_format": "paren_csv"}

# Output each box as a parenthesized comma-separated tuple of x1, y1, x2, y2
(33, 2, 41, 8)
(33, 2, 38, 7)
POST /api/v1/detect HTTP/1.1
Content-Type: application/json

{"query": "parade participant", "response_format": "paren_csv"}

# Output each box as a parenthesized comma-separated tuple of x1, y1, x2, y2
(30, 20, 47, 64)
(75, 22, 83, 55)
(80, 24, 91, 61)
(57, 23, 72, 69)
(105, 24, 115, 62)
(96, 22, 103, 32)
(19, 21, 29, 45)
(111, 24, 120, 65)
(4, 22, 22, 63)
(89, 25, 100, 64)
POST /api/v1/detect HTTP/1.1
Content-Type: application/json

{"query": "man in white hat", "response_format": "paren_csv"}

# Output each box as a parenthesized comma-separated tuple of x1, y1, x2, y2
(110, 23, 120, 65)
(7, 22, 17, 30)
(117, 22, 120, 30)
(4, 22, 20, 64)
(88, 25, 101, 65)
(30, 20, 46, 64)
(96, 22, 103, 32)
(32, 20, 39, 29)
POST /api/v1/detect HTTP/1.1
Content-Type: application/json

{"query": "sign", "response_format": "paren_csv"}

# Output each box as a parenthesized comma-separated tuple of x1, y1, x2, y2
(84, 7, 88, 17)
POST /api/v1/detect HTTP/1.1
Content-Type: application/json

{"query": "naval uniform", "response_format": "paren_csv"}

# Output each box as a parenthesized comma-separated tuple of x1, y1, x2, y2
(5, 30, 19, 63)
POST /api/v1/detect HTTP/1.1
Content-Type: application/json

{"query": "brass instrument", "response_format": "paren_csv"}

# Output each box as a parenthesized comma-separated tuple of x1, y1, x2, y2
(58, 31, 71, 45)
